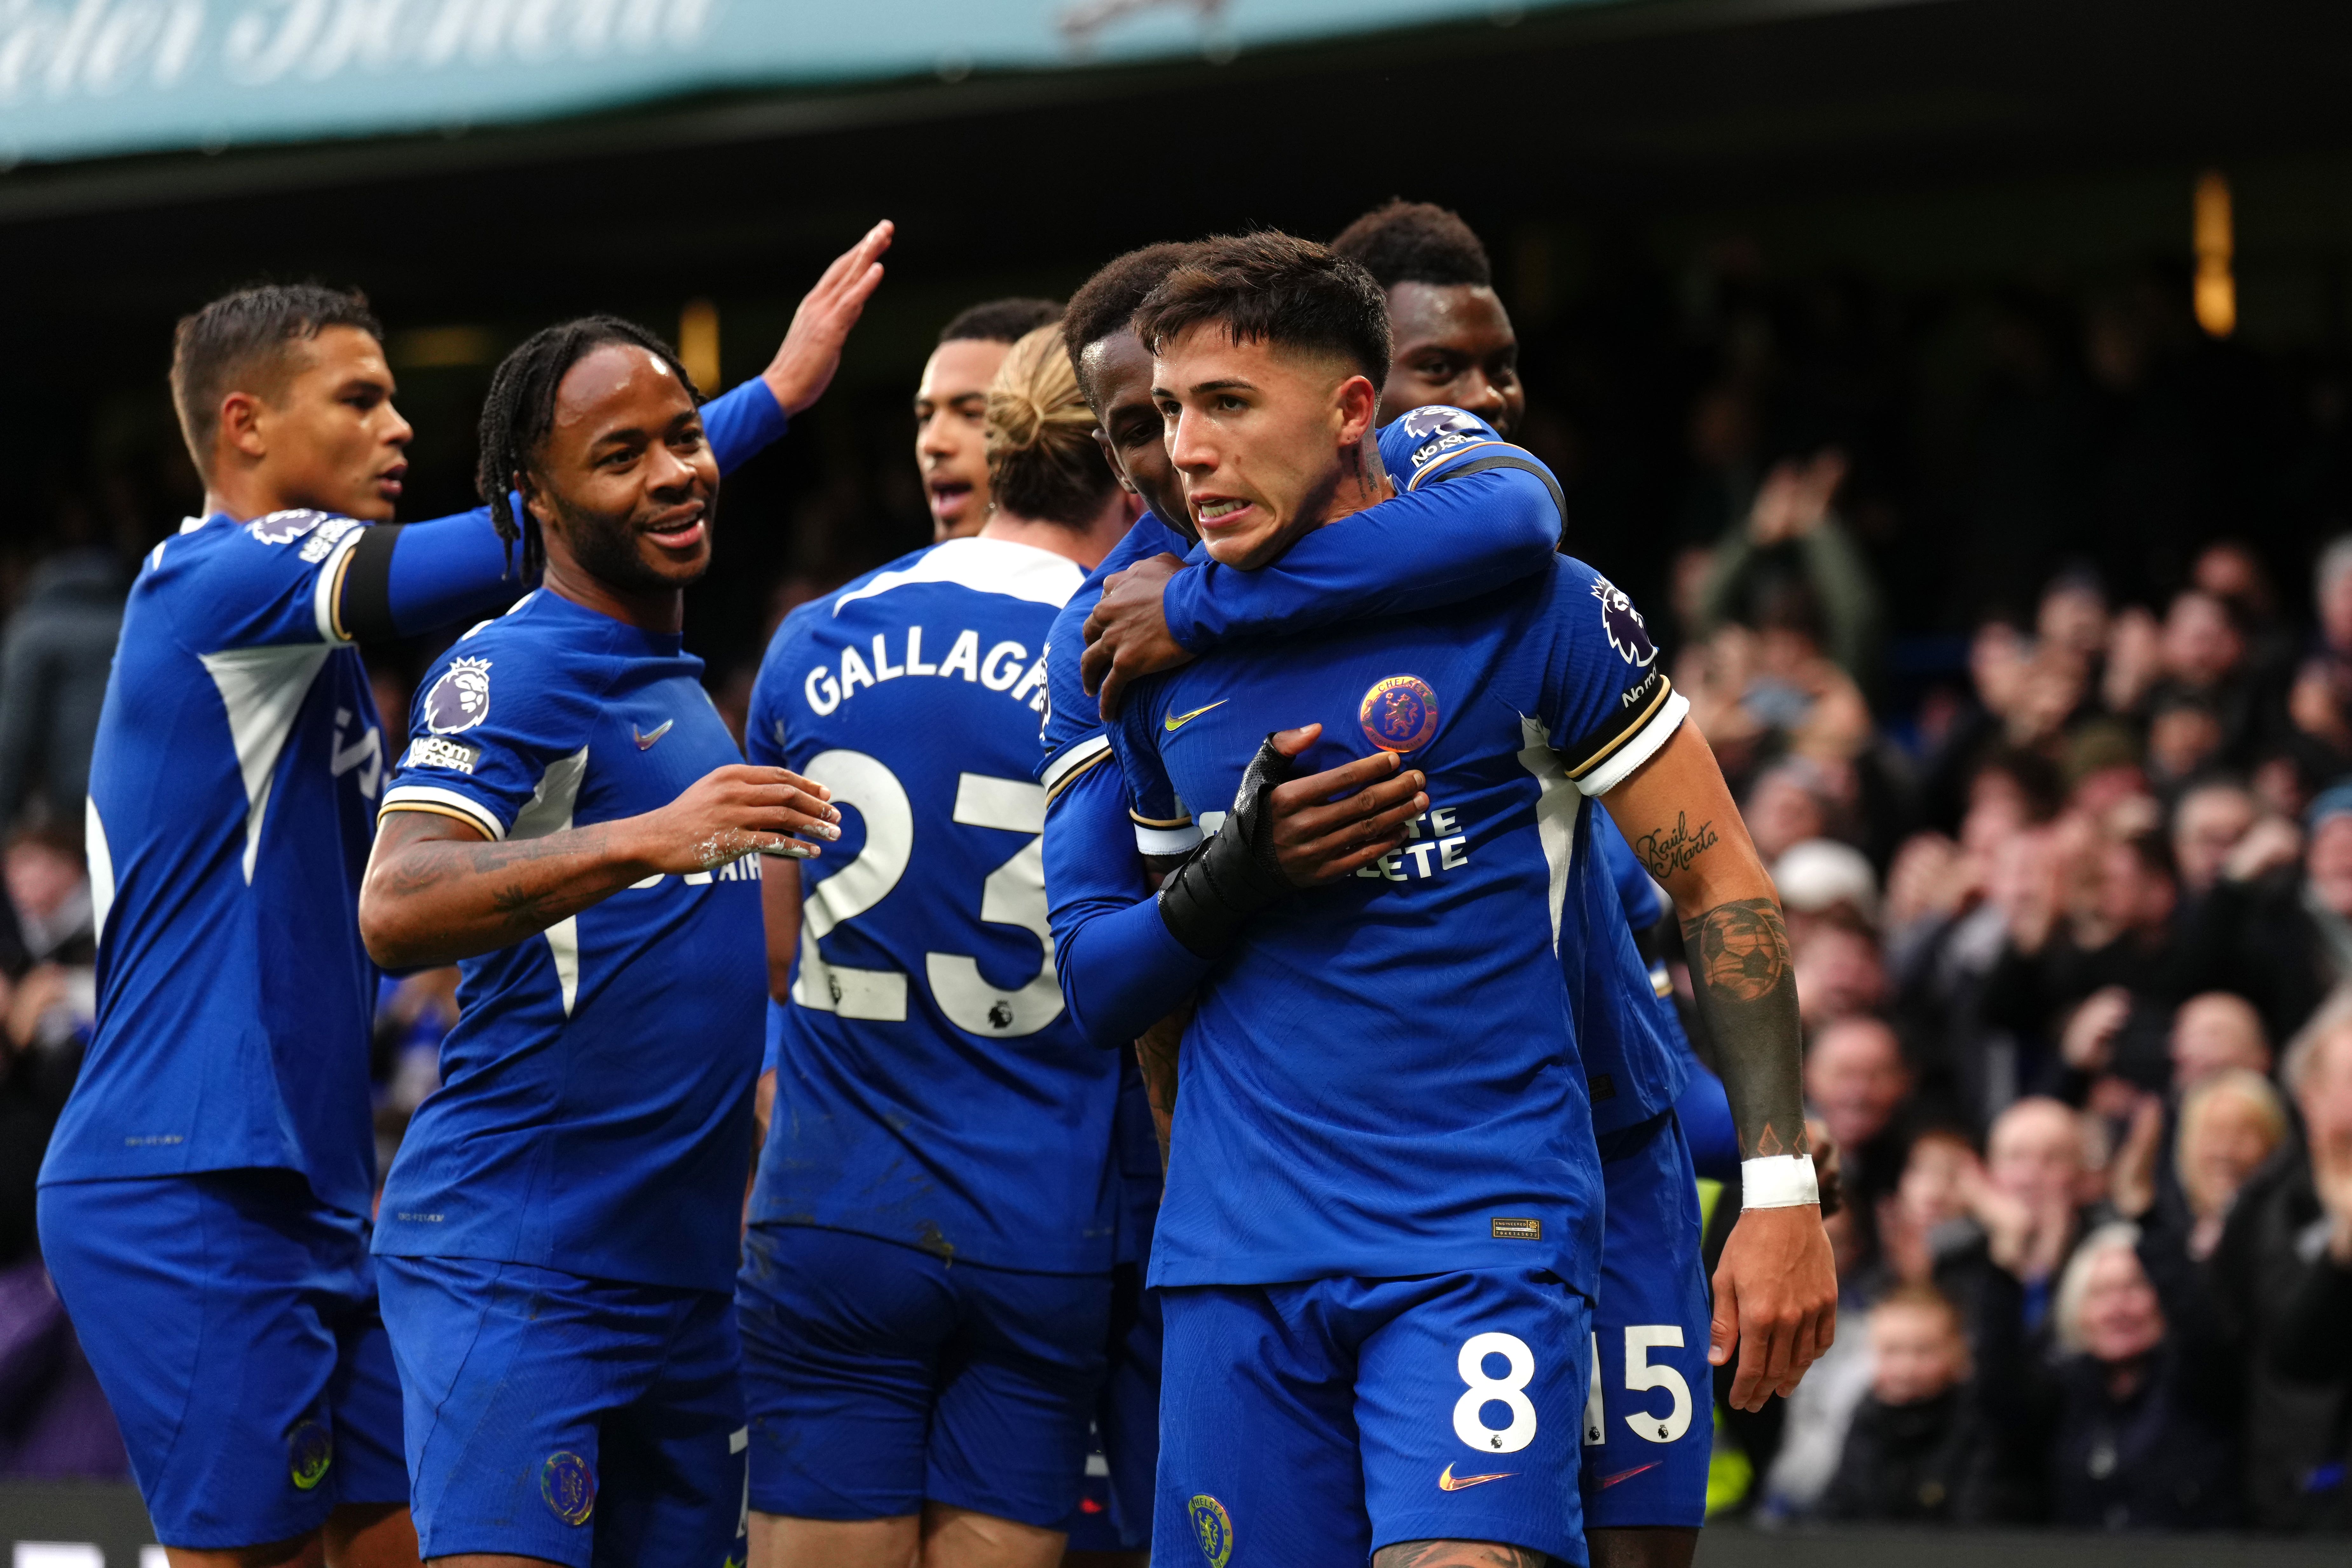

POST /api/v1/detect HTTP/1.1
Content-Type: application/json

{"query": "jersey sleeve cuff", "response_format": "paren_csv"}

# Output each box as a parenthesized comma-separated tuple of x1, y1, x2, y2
(312, 528, 366, 644)
(380, 784, 508, 841)
(1133, 818, 1202, 856)
(1041, 734, 1111, 803)
(1569, 683, 1687, 798)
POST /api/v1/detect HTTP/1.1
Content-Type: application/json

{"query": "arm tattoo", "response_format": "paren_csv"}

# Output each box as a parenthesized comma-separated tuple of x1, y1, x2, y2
(1680, 896, 1809, 1162)
(1373, 1543, 1553, 1568)
(1632, 812, 1720, 879)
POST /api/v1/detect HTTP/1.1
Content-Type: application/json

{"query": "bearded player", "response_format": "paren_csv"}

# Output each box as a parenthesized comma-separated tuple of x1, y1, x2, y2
(1056, 234, 1833, 1566)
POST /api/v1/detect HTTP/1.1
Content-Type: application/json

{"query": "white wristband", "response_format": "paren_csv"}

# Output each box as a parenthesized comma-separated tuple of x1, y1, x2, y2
(1741, 1154, 1820, 1210)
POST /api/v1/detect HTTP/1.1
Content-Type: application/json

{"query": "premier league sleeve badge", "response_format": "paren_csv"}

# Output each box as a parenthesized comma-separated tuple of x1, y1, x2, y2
(423, 656, 493, 735)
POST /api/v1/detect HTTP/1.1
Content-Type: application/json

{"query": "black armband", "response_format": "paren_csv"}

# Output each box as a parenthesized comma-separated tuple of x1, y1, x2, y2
(337, 523, 407, 644)
(1155, 735, 1298, 958)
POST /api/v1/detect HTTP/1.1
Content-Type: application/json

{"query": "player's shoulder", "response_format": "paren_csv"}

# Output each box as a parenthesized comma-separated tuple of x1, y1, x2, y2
(408, 592, 607, 734)
(1542, 555, 1661, 665)
(1378, 406, 1506, 487)
(152, 508, 364, 585)
(832, 535, 1084, 620)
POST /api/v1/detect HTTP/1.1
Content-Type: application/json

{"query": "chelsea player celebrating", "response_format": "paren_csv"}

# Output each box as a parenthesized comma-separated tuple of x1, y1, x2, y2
(357, 319, 844, 1568)
(1059, 235, 1834, 1567)
(735, 324, 1131, 1568)
(38, 234, 884, 1568)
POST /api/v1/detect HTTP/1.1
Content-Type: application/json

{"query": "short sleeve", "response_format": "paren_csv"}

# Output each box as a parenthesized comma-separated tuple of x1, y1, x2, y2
(1541, 561, 1688, 799)
(379, 624, 599, 840)
(1103, 701, 1196, 857)
(184, 510, 370, 651)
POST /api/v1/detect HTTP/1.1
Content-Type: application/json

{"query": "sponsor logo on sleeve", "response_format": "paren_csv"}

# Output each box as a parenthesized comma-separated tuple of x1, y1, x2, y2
(1359, 674, 1441, 754)
(423, 657, 493, 735)
(402, 736, 482, 775)
(1592, 575, 1657, 667)
(298, 517, 361, 563)
(1399, 405, 1486, 440)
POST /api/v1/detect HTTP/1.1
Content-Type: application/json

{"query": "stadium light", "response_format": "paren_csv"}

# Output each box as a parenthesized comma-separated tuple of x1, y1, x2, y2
(2194, 169, 2235, 339)
(681, 298, 722, 392)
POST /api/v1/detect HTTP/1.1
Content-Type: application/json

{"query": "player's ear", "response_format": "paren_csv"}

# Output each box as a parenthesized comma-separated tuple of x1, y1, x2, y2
(1333, 373, 1379, 446)
(520, 472, 559, 535)
(218, 390, 267, 463)
(1092, 428, 1140, 496)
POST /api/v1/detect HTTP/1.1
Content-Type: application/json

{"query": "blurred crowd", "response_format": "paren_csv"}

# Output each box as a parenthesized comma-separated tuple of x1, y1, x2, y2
(1675, 462, 2352, 1531)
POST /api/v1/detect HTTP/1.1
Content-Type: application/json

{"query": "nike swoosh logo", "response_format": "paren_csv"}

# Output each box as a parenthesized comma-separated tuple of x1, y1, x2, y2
(633, 719, 675, 750)
(1438, 1463, 1517, 1491)
(1163, 700, 1228, 733)
(1596, 1462, 1662, 1489)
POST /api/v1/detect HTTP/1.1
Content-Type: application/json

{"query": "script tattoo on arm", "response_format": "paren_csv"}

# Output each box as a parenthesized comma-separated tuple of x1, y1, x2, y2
(1632, 812, 1720, 879)
(1681, 897, 1809, 1161)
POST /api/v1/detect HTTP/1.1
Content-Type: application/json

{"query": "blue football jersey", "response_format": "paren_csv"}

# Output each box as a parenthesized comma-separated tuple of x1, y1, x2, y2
(748, 536, 1121, 1272)
(372, 590, 765, 1293)
(44, 508, 388, 1215)
(1105, 552, 1688, 1294)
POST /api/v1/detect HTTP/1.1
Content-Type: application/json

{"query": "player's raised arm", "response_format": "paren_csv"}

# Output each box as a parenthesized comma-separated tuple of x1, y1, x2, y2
(1599, 721, 1838, 1411)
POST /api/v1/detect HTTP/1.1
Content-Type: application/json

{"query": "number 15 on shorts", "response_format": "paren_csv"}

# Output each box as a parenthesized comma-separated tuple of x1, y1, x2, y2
(1583, 1326, 1692, 1446)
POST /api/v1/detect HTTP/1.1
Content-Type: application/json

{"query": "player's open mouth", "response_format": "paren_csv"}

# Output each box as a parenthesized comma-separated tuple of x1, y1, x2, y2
(929, 480, 973, 519)
(375, 462, 407, 498)
(1194, 496, 1255, 529)
(644, 507, 707, 550)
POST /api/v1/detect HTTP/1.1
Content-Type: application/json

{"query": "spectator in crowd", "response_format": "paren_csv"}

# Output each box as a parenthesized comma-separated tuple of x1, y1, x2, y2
(2190, 782, 2352, 1045)
(1806, 1016, 1913, 1239)
(1795, 921, 1891, 1031)
(2170, 777, 2259, 903)
(2168, 990, 2272, 1087)
(0, 542, 124, 835)
(1697, 446, 1884, 690)
(2266, 1009, 2352, 1527)
(1939, 1096, 2096, 1349)
(1978, 1221, 2240, 1529)
(1878, 1127, 1983, 1288)
(1821, 1284, 2007, 1523)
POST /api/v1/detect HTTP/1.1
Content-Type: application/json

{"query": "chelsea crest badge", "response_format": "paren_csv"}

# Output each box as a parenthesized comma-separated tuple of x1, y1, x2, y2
(1359, 674, 1441, 754)
(1188, 1493, 1234, 1567)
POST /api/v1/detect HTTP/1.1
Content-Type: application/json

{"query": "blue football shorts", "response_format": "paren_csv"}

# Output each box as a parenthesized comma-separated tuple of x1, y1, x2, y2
(37, 1170, 408, 1549)
(736, 1224, 1110, 1530)
(1584, 1109, 1712, 1529)
(1157, 1265, 1594, 1567)
(1063, 1258, 1161, 1552)
(375, 1255, 745, 1568)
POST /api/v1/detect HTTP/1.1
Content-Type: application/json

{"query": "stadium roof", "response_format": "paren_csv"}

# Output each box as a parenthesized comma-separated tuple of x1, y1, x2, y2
(0, 0, 1676, 167)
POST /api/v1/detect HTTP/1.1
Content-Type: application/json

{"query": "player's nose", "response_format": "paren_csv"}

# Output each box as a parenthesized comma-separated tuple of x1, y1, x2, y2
(383, 401, 415, 448)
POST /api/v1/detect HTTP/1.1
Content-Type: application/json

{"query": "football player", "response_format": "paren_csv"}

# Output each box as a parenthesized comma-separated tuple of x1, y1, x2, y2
(37, 227, 884, 1568)
(1056, 234, 1834, 1566)
(734, 323, 1131, 1568)
(359, 317, 842, 1568)
(919, 298, 1065, 540)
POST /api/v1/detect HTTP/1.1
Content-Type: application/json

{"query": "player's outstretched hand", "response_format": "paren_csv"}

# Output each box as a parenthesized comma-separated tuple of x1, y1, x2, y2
(1082, 552, 1192, 718)
(761, 220, 894, 416)
(1709, 1203, 1837, 1412)
(636, 764, 840, 873)
(1264, 724, 1427, 885)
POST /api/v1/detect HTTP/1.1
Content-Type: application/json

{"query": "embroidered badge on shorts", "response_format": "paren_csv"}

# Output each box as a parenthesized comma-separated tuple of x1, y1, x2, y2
(1360, 674, 1440, 754)
(285, 1419, 333, 1491)
(1189, 1493, 1233, 1567)
(541, 1449, 596, 1525)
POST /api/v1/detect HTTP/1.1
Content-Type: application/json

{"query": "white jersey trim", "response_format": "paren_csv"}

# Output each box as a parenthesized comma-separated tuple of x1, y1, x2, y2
(311, 528, 365, 644)
(1514, 716, 1581, 954)
(380, 785, 507, 842)
(1040, 733, 1110, 798)
(831, 536, 1084, 616)
(1576, 690, 1688, 798)
(199, 643, 333, 885)
(1134, 822, 1202, 856)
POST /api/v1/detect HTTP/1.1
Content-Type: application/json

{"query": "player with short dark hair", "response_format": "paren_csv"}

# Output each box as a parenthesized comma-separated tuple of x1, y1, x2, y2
(37, 230, 888, 1568)
(1056, 231, 1834, 1565)
(918, 297, 1064, 541)
(1331, 199, 1524, 438)
(358, 316, 844, 1568)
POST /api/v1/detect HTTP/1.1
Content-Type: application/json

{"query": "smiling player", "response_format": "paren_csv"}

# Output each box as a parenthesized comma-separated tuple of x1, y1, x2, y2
(358, 318, 845, 1568)
(1055, 233, 1834, 1567)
